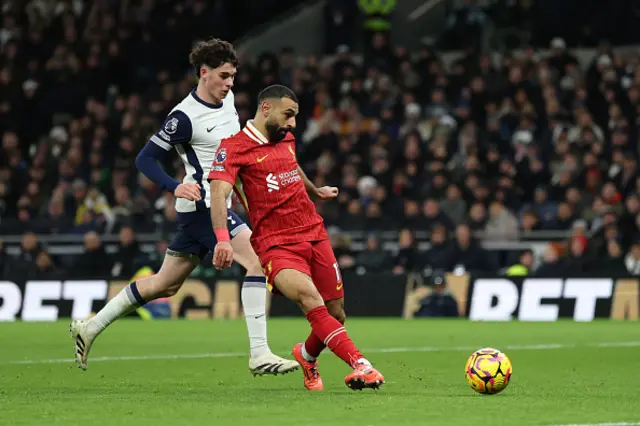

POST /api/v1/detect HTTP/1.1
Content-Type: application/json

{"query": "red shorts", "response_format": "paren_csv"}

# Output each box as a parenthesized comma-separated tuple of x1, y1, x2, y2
(260, 239, 344, 301)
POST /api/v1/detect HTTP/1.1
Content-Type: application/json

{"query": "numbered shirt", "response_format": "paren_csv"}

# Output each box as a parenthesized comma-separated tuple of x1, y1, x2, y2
(207, 121, 327, 255)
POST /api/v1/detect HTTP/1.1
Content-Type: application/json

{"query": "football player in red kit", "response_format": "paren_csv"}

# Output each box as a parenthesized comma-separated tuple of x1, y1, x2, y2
(207, 85, 385, 391)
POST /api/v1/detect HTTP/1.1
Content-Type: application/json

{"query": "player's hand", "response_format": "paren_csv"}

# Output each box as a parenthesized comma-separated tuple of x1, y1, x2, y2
(213, 241, 233, 269)
(316, 186, 339, 199)
(174, 183, 202, 201)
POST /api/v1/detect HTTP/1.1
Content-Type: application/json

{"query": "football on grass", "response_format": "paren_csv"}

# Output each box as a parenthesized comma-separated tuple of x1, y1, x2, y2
(465, 348, 512, 394)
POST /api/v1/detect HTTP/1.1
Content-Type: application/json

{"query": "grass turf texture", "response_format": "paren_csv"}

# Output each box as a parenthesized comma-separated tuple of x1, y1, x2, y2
(1, 319, 639, 426)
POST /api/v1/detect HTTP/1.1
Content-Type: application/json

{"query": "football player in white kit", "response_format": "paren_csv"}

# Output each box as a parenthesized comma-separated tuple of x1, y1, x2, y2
(70, 38, 298, 376)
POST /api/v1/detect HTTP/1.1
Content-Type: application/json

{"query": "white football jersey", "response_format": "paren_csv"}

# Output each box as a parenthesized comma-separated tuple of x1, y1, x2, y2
(150, 89, 240, 213)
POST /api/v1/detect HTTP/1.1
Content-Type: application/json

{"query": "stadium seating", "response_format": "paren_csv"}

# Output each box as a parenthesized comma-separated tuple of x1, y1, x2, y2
(1, 0, 640, 278)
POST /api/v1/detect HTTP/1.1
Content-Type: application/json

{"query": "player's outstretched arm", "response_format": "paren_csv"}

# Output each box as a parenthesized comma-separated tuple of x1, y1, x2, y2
(135, 142, 181, 192)
(136, 111, 202, 201)
(296, 166, 339, 200)
(210, 179, 234, 269)
(136, 143, 202, 201)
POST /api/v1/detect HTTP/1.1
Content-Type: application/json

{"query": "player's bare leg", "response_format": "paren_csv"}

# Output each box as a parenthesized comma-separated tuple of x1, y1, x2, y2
(231, 228, 298, 376)
(275, 269, 384, 391)
(70, 252, 196, 370)
(292, 297, 345, 390)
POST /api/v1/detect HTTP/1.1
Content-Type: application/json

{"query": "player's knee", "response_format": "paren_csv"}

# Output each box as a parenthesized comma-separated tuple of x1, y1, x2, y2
(331, 308, 346, 324)
(150, 279, 181, 298)
(245, 261, 264, 278)
(152, 270, 186, 298)
(326, 302, 346, 324)
(152, 253, 196, 297)
(162, 283, 181, 297)
(298, 286, 324, 312)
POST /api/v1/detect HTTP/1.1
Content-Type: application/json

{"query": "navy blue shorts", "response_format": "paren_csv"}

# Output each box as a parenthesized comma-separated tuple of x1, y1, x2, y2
(168, 209, 249, 260)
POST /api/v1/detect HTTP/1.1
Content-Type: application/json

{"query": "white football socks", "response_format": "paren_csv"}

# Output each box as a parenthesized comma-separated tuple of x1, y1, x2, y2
(242, 276, 271, 358)
(86, 278, 273, 360)
(86, 282, 145, 337)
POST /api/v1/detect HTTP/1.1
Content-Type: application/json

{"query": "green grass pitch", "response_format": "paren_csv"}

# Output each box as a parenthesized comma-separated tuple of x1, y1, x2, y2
(1, 319, 639, 426)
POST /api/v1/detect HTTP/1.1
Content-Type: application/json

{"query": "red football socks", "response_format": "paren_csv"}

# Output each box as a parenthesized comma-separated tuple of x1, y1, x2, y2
(305, 305, 363, 367)
(303, 332, 326, 359)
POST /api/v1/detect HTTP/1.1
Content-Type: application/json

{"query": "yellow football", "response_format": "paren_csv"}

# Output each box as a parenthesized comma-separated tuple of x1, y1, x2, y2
(465, 347, 512, 394)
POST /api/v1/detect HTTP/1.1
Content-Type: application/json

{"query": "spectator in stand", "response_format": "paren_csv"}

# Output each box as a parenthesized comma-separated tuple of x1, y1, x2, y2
(619, 194, 640, 238)
(415, 273, 459, 318)
(451, 224, 496, 273)
(520, 210, 540, 233)
(33, 196, 73, 234)
(392, 229, 420, 275)
(522, 187, 557, 228)
(505, 249, 534, 276)
(440, 184, 467, 226)
(29, 251, 64, 280)
(110, 226, 145, 278)
(467, 202, 487, 231)
(535, 243, 566, 277)
(111, 186, 134, 233)
(624, 240, 640, 275)
(331, 233, 356, 272)
(14, 232, 43, 275)
(590, 208, 620, 257)
(355, 234, 392, 274)
(603, 239, 627, 275)
(420, 198, 455, 232)
(547, 38, 579, 78)
(341, 199, 365, 231)
(73, 231, 111, 278)
(3, 0, 640, 277)
(424, 224, 454, 272)
(553, 202, 577, 231)
(565, 236, 592, 275)
(485, 200, 519, 241)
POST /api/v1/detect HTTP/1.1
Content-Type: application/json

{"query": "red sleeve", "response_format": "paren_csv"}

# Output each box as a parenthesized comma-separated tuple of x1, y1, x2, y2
(207, 138, 246, 185)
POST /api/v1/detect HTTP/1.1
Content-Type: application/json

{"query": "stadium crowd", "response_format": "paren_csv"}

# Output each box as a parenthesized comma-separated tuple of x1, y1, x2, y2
(2, 0, 640, 280)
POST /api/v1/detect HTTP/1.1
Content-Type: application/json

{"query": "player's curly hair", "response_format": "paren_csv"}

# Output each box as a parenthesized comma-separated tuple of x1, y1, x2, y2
(189, 38, 239, 77)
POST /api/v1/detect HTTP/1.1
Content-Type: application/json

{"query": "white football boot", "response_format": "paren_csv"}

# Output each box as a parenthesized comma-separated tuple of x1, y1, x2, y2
(249, 352, 300, 376)
(70, 320, 96, 370)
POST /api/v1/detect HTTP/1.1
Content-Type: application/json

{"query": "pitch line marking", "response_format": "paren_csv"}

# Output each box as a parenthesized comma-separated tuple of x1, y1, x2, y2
(552, 423, 640, 426)
(3, 341, 640, 366)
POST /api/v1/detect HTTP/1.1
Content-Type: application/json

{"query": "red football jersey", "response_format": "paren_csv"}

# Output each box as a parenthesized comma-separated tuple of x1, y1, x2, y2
(207, 121, 328, 255)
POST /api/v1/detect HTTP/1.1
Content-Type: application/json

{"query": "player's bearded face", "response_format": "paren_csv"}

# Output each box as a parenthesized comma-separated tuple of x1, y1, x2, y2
(264, 99, 297, 142)
(265, 116, 290, 142)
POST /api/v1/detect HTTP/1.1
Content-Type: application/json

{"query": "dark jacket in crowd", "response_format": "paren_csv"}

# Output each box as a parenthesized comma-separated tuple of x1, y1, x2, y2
(415, 290, 460, 317)
(73, 246, 113, 278)
(564, 254, 594, 276)
(423, 241, 455, 271)
(451, 241, 497, 272)
(394, 247, 421, 272)
(534, 259, 566, 277)
(356, 247, 393, 273)
(110, 241, 145, 278)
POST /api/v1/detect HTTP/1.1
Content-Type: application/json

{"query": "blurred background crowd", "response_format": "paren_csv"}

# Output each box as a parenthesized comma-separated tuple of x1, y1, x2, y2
(2, 0, 640, 283)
